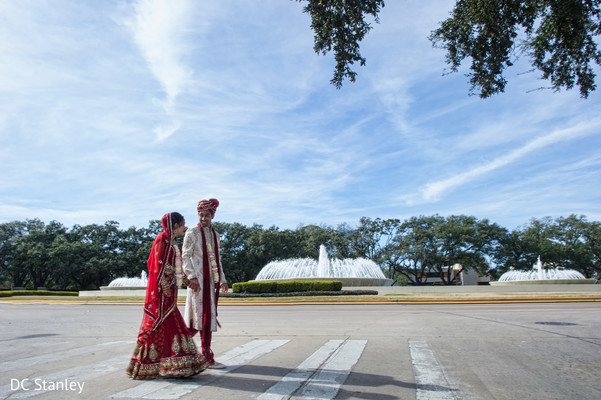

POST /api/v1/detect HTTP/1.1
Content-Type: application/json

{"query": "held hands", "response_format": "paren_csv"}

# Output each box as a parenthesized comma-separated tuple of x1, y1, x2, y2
(187, 278, 200, 292)
(186, 278, 228, 293)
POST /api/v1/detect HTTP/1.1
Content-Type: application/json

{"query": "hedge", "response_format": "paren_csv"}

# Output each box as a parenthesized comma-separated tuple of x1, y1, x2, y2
(232, 280, 343, 294)
(223, 289, 377, 297)
(0, 290, 79, 297)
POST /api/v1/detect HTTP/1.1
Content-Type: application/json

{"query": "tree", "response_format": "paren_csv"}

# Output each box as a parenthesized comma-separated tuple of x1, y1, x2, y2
(50, 232, 102, 290)
(394, 215, 505, 285)
(493, 215, 601, 279)
(350, 218, 403, 282)
(298, 0, 385, 88)
(296, 224, 341, 258)
(582, 220, 601, 277)
(0, 221, 27, 288)
(11, 220, 67, 289)
(429, 0, 601, 98)
(246, 226, 304, 264)
(547, 215, 600, 278)
(328, 223, 360, 259)
(213, 222, 264, 284)
(116, 224, 158, 280)
(493, 217, 555, 275)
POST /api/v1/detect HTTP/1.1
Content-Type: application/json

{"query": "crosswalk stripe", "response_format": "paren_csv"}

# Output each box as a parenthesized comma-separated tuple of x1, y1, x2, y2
(0, 340, 134, 373)
(258, 339, 367, 400)
(0, 355, 128, 399)
(211, 339, 290, 374)
(1, 338, 399, 399)
(111, 339, 290, 399)
(409, 340, 458, 400)
(108, 380, 181, 400)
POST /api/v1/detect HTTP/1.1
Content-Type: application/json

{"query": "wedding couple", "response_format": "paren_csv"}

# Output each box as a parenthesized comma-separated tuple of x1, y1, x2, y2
(126, 199, 229, 379)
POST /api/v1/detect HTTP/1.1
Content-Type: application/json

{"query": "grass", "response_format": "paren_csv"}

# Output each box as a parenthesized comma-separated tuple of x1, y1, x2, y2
(0, 290, 78, 297)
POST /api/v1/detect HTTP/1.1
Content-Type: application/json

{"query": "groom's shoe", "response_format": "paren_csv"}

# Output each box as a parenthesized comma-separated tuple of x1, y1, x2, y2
(208, 361, 226, 369)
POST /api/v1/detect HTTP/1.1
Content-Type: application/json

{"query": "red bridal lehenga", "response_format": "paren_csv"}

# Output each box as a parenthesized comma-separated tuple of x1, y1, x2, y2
(126, 214, 209, 379)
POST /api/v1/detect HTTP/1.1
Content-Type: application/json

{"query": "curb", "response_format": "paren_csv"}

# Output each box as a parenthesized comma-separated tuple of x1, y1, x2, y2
(2, 296, 600, 305)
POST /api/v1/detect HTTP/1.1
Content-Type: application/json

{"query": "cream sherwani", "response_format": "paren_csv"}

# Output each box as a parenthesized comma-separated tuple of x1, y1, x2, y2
(182, 225, 226, 332)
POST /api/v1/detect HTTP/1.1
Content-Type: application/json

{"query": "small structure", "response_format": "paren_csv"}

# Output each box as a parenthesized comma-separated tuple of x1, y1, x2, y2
(416, 264, 490, 285)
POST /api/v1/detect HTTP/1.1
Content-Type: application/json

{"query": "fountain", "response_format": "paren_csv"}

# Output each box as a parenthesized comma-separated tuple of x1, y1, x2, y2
(491, 256, 596, 285)
(254, 245, 393, 286)
(101, 271, 148, 291)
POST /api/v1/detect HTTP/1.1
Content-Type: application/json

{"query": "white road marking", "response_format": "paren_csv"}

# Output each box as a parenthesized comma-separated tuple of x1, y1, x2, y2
(111, 339, 290, 399)
(0, 340, 134, 373)
(211, 339, 290, 374)
(409, 340, 458, 400)
(109, 381, 179, 400)
(0, 354, 128, 399)
(259, 339, 367, 400)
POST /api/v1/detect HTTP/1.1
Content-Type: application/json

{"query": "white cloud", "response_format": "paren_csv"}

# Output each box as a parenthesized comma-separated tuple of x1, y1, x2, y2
(1, 0, 600, 232)
(125, 0, 196, 140)
(417, 118, 601, 202)
(154, 121, 182, 141)
(128, 0, 193, 108)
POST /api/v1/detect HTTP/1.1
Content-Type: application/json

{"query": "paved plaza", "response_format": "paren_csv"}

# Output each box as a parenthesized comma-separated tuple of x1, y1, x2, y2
(1, 302, 600, 399)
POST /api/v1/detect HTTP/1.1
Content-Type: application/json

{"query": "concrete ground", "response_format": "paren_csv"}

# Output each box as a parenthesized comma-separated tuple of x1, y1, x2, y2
(1, 301, 600, 400)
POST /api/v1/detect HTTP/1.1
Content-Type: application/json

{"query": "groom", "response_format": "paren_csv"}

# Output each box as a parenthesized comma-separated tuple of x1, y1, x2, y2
(182, 198, 229, 368)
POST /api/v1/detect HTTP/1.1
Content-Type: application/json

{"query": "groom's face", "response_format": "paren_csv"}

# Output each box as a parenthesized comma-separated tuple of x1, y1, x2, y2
(198, 211, 213, 228)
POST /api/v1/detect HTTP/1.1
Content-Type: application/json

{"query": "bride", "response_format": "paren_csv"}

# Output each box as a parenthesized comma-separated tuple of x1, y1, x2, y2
(126, 212, 209, 379)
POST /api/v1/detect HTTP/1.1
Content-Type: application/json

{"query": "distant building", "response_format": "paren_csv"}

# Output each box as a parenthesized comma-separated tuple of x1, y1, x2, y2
(416, 264, 490, 285)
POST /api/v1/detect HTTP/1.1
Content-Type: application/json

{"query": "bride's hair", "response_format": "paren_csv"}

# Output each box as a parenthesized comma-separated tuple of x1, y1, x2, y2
(170, 212, 185, 227)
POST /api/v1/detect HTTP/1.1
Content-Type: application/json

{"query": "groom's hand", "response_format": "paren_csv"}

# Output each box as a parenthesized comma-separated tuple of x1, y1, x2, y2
(188, 278, 200, 292)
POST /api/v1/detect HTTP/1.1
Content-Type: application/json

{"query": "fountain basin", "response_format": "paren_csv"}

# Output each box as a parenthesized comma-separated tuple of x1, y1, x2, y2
(251, 277, 393, 287)
(253, 245, 393, 286)
(490, 278, 596, 286)
(100, 286, 148, 290)
(490, 256, 597, 285)
(105, 271, 148, 288)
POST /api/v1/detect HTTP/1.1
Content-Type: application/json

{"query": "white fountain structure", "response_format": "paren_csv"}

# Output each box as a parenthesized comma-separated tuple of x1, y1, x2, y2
(491, 256, 596, 285)
(102, 270, 148, 290)
(254, 245, 393, 287)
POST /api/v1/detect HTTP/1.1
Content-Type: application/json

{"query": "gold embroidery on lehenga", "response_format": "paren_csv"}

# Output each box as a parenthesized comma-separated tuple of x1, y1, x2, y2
(172, 336, 181, 354)
(134, 344, 141, 358)
(126, 349, 209, 379)
(188, 336, 197, 352)
(180, 334, 189, 353)
(149, 344, 159, 361)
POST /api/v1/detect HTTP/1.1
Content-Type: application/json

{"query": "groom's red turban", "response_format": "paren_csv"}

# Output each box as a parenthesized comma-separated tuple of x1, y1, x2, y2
(197, 198, 219, 217)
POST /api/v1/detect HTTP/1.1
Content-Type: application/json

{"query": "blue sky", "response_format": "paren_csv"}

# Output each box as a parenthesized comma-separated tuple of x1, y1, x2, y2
(1, 0, 600, 231)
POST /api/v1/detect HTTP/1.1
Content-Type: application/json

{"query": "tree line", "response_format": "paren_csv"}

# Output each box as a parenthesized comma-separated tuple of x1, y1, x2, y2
(1, 214, 599, 290)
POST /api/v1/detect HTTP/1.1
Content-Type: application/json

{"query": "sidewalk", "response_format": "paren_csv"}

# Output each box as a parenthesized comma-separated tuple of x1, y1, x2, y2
(3, 287, 600, 305)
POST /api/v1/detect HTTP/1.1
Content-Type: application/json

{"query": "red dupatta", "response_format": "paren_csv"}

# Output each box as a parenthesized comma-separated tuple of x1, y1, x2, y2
(141, 213, 178, 333)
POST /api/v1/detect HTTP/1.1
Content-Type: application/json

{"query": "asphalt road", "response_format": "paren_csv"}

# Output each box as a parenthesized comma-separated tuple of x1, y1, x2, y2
(1, 302, 600, 399)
